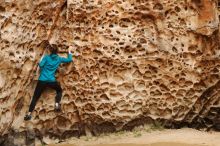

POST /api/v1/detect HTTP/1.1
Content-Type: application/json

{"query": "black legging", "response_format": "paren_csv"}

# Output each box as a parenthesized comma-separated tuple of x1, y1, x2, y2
(28, 80, 62, 112)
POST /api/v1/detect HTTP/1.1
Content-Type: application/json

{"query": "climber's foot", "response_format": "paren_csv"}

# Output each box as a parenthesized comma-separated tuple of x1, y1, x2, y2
(24, 114, 32, 121)
(55, 103, 61, 112)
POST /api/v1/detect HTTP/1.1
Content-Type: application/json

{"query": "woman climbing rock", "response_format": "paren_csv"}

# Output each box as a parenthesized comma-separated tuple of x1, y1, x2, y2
(24, 43, 73, 121)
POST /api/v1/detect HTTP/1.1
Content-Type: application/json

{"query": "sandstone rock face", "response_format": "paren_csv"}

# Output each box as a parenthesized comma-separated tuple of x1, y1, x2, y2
(0, 0, 220, 142)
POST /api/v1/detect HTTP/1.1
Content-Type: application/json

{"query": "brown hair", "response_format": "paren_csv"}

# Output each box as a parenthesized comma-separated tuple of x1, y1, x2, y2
(47, 44, 58, 54)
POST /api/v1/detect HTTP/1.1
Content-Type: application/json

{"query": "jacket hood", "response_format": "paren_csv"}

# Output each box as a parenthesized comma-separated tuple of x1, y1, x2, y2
(50, 54, 58, 59)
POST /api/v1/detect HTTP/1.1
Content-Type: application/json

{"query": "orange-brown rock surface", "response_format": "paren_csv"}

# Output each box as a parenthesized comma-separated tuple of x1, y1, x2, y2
(1, 0, 220, 144)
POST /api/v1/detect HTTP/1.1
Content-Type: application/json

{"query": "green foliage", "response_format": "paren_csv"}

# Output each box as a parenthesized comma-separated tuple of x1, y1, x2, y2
(78, 122, 165, 141)
(133, 130, 142, 137)
(151, 121, 164, 131)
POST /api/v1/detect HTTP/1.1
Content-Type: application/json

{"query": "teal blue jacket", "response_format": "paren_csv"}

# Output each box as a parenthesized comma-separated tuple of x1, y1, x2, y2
(38, 53, 72, 82)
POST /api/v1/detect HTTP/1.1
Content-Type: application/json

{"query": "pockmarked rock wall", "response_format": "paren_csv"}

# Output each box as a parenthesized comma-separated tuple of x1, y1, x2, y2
(0, 0, 220, 143)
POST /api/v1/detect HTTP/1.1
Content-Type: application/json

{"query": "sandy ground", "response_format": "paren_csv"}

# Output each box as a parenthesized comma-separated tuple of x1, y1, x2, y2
(46, 128, 220, 146)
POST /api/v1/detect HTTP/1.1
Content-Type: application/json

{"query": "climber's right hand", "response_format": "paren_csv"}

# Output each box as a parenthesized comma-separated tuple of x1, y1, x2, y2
(33, 72, 38, 81)
(33, 66, 40, 81)
(68, 46, 73, 55)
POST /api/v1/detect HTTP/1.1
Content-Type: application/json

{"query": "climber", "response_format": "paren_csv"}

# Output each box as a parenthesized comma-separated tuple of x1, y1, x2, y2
(24, 43, 73, 121)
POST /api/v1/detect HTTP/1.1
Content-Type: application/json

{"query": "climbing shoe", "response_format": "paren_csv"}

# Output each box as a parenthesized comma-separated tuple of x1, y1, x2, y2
(24, 114, 32, 121)
(55, 103, 61, 112)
